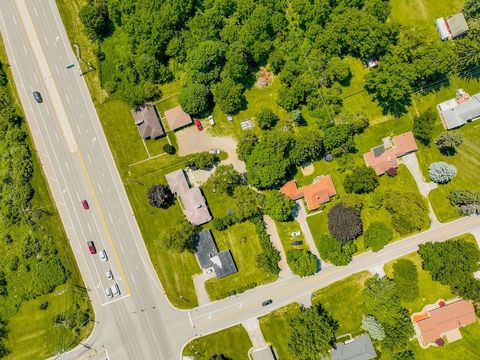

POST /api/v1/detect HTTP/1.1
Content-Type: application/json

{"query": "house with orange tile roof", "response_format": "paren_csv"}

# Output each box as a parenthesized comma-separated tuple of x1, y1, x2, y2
(412, 298, 477, 347)
(363, 131, 417, 176)
(280, 175, 337, 211)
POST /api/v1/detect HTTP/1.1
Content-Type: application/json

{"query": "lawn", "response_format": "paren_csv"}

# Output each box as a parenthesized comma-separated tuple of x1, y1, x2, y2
(276, 218, 309, 252)
(205, 222, 275, 300)
(182, 325, 252, 360)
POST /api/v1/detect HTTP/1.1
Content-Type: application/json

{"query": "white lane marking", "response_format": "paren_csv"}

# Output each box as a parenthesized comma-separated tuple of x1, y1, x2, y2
(87, 153, 92, 164)
(54, 131, 60, 143)
(97, 182, 103, 193)
(87, 223, 92, 233)
(108, 212, 113, 223)
(12, 15, 16, 25)
(33, 7, 38, 17)
(44, 35, 48, 45)
(130, 273, 136, 283)
(54, 64, 59, 74)
(188, 311, 194, 328)
(65, 161, 70, 172)
(33, 73, 38, 82)
(45, 106, 49, 115)
(65, 93, 70, 103)
(119, 243, 125, 253)
(76, 124, 81, 134)
(23, 44, 27, 54)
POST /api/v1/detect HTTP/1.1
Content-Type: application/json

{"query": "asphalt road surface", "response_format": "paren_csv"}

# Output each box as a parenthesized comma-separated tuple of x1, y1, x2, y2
(1, 1, 480, 359)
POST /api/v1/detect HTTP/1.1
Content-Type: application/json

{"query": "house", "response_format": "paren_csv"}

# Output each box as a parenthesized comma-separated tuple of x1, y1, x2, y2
(330, 334, 377, 360)
(252, 346, 276, 360)
(435, 13, 469, 40)
(164, 105, 192, 131)
(363, 131, 417, 176)
(194, 230, 237, 278)
(412, 299, 476, 346)
(165, 169, 212, 225)
(280, 175, 337, 211)
(437, 89, 480, 130)
(131, 104, 164, 139)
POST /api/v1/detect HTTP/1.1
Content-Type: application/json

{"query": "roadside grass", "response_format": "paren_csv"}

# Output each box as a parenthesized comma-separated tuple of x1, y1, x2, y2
(276, 218, 308, 252)
(205, 222, 274, 300)
(182, 325, 252, 360)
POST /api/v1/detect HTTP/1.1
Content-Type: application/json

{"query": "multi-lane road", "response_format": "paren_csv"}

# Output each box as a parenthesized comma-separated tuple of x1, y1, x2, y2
(1, 1, 480, 359)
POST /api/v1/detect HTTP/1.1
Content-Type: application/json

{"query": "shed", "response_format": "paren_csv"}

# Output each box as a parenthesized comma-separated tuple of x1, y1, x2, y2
(164, 105, 192, 131)
(435, 18, 450, 40)
(131, 104, 164, 139)
(446, 13, 469, 38)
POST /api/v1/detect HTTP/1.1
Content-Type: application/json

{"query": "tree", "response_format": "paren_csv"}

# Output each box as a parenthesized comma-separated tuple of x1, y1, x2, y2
(256, 108, 279, 130)
(413, 109, 436, 146)
(0, 272, 7, 298)
(0, 63, 7, 87)
(206, 165, 242, 195)
(79, 1, 110, 41)
(435, 132, 464, 155)
(212, 77, 245, 114)
(364, 0, 392, 22)
(253, 217, 281, 275)
(385, 191, 430, 235)
(318, 234, 357, 266)
(161, 219, 197, 252)
(185, 152, 219, 170)
(147, 184, 174, 209)
(263, 191, 296, 222)
(343, 166, 379, 194)
(428, 162, 457, 184)
(286, 249, 318, 276)
(394, 350, 415, 360)
(364, 221, 393, 252)
(163, 143, 176, 155)
(288, 304, 338, 359)
(185, 40, 227, 85)
(393, 259, 419, 302)
(464, 0, 480, 19)
(448, 189, 480, 216)
(290, 130, 324, 165)
(232, 186, 264, 221)
(210, 355, 232, 360)
(237, 133, 258, 162)
(323, 124, 354, 153)
(328, 204, 363, 242)
(456, 30, 480, 71)
(179, 83, 211, 116)
(290, 110, 305, 125)
(361, 314, 386, 341)
(324, 57, 351, 86)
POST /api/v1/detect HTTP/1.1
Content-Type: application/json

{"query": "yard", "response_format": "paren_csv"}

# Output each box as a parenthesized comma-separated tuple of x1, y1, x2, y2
(182, 325, 252, 360)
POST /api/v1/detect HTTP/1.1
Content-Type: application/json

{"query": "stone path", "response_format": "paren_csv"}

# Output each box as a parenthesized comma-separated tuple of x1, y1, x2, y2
(295, 201, 321, 259)
(263, 215, 294, 279)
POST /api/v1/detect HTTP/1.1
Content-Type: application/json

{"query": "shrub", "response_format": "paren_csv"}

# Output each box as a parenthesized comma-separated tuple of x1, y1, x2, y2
(39, 301, 49, 311)
(186, 152, 219, 170)
(343, 166, 379, 194)
(435, 132, 464, 155)
(393, 259, 419, 302)
(286, 250, 318, 276)
(368, 191, 384, 209)
(448, 189, 480, 216)
(386, 167, 397, 177)
(212, 216, 235, 231)
(385, 191, 430, 235)
(318, 234, 357, 266)
(252, 217, 280, 276)
(263, 191, 296, 222)
(428, 162, 457, 184)
(413, 109, 436, 145)
(163, 143, 176, 155)
(256, 108, 279, 130)
(361, 314, 385, 341)
(328, 204, 363, 242)
(147, 184, 173, 208)
(291, 109, 305, 125)
(79, 2, 110, 41)
(364, 221, 393, 251)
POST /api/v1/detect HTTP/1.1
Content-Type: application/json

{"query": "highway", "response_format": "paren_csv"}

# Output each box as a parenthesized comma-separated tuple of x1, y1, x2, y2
(1, 1, 480, 359)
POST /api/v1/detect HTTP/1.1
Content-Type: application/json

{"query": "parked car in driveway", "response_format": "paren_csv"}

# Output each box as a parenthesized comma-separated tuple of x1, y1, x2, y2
(208, 115, 215, 125)
(82, 200, 89, 209)
(33, 91, 43, 103)
(194, 119, 203, 131)
(291, 241, 303, 246)
(291, 231, 301, 237)
(87, 241, 96, 254)
(209, 149, 220, 155)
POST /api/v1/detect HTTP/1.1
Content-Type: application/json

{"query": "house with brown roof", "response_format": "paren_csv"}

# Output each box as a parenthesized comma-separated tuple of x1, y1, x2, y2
(165, 169, 212, 225)
(131, 104, 165, 139)
(412, 298, 477, 347)
(164, 105, 192, 131)
(363, 131, 417, 176)
(280, 175, 337, 211)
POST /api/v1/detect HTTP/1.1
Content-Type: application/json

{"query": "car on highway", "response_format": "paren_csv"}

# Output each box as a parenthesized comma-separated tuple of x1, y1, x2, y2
(209, 149, 221, 155)
(106, 270, 113, 280)
(262, 299, 273, 307)
(100, 249, 108, 262)
(208, 115, 215, 125)
(112, 283, 121, 296)
(291, 241, 303, 246)
(106, 288, 113, 299)
(194, 119, 203, 131)
(33, 91, 43, 103)
(82, 200, 89, 210)
(87, 241, 97, 254)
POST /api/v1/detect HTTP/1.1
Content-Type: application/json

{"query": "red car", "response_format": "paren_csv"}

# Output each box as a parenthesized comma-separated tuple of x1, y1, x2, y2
(82, 200, 89, 210)
(194, 119, 203, 131)
(87, 241, 97, 254)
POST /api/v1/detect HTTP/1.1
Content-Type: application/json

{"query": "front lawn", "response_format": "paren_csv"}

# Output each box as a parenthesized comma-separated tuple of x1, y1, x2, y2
(182, 325, 252, 360)
(276, 218, 308, 252)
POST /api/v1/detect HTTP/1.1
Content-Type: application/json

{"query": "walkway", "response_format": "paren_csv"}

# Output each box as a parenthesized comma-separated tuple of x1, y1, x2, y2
(263, 215, 294, 279)
(295, 200, 321, 259)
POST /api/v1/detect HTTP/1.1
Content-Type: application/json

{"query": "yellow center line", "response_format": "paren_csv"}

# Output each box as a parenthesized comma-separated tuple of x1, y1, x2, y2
(77, 150, 132, 295)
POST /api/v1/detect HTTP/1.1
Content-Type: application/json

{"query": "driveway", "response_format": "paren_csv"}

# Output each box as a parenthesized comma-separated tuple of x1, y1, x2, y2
(295, 201, 321, 259)
(263, 215, 294, 279)
(192, 271, 215, 306)
(175, 126, 245, 172)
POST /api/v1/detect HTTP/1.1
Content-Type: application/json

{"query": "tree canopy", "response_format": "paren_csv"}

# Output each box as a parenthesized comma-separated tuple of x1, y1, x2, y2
(263, 191, 295, 222)
(328, 203, 363, 242)
(286, 250, 318, 277)
(318, 233, 357, 266)
(392, 259, 419, 302)
(343, 166, 379, 194)
(385, 191, 429, 235)
(364, 221, 393, 252)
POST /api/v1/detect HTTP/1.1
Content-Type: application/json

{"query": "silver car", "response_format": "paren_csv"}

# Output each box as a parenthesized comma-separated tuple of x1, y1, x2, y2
(106, 288, 113, 299)
(100, 249, 108, 262)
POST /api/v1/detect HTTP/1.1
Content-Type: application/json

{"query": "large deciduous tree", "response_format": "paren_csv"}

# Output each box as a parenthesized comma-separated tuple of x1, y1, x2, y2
(212, 78, 245, 114)
(179, 83, 211, 116)
(413, 109, 436, 145)
(448, 189, 480, 216)
(364, 221, 393, 251)
(263, 191, 296, 222)
(435, 132, 464, 155)
(385, 191, 429, 235)
(161, 219, 197, 252)
(343, 166, 379, 194)
(206, 165, 242, 196)
(328, 204, 363, 242)
(232, 186, 264, 221)
(79, 1, 110, 41)
(286, 249, 318, 277)
(256, 108, 279, 130)
(147, 184, 174, 208)
(393, 259, 419, 302)
(318, 234, 357, 266)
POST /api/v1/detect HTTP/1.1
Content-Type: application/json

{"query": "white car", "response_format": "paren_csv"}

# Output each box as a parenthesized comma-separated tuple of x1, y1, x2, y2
(106, 270, 113, 280)
(206, 268, 214, 274)
(100, 249, 108, 262)
(106, 288, 113, 299)
(112, 283, 121, 296)
(210, 149, 221, 155)
(291, 231, 301, 237)
(208, 115, 215, 125)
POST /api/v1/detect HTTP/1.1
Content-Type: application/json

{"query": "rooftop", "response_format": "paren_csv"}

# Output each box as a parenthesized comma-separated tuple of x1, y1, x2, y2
(252, 346, 276, 360)
(131, 104, 164, 139)
(164, 105, 192, 131)
(280, 175, 337, 211)
(363, 131, 417, 175)
(194, 230, 238, 278)
(330, 334, 377, 360)
(446, 13, 469, 38)
(413, 299, 476, 345)
(438, 91, 480, 130)
(165, 170, 212, 225)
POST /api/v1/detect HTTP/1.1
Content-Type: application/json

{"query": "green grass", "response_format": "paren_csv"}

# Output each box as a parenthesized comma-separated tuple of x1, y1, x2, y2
(182, 325, 252, 359)
(205, 222, 274, 300)
(276, 218, 308, 252)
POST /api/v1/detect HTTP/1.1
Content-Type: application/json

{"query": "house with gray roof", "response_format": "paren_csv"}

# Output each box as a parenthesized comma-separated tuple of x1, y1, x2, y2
(194, 230, 237, 278)
(131, 104, 164, 139)
(437, 89, 480, 129)
(165, 169, 211, 225)
(330, 334, 376, 360)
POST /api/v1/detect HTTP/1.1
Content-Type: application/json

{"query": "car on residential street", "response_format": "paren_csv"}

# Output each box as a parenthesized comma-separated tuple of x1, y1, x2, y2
(194, 119, 203, 131)
(82, 200, 89, 209)
(208, 115, 215, 125)
(33, 91, 43, 103)
(262, 299, 273, 307)
(87, 241, 96, 254)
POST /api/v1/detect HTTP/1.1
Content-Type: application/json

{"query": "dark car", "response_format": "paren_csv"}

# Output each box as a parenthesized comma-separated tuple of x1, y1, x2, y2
(87, 241, 97, 254)
(262, 299, 273, 307)
(194, 119, 203, 131)
(291, 241, 303, 246)
(82, 200, 89, 210)
(33, 91, 43, 103)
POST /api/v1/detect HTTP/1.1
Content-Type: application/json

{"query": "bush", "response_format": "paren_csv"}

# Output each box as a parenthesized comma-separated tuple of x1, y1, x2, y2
(147, 184, 174, 208)
(393, 259, 419, 302)
(186, 152, 219, 170)
(291, 110, 305, 125)
(256, 108, 279, 130)
(386, 167, 397, 177)
(79, 2, 110, 41)
(428, 162, 457, 184)
(318, 234, 357, 266)
(328, 204, 363, 242)
(252, 217, 280, 276)
(361, 314, 385, 341)
(286, 250, 318, 276)
(448, 189, 480, 216)
(435, 132, 464, 155)
(163, 143, 176, 155)
(212, 216, 235, 231)
(385, 191, 430, 235)
(413, 109, 436, 145)
(263, 191, 296, 222)
(368, 191, 384, 209)
(364, 221, 393, 252)
(340, 194, 364, 211)
(39, 301, 49, 311)
(179, 83, 211, 116)
(343, 166, 379, 194)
